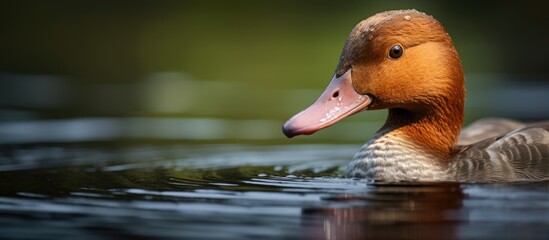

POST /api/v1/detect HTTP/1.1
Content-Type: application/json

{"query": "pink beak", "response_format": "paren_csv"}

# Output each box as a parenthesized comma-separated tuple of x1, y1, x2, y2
(283, 69, 372, 138)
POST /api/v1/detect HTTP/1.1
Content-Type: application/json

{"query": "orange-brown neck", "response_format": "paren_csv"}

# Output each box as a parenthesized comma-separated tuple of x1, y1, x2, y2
(380, 81, 465, 161)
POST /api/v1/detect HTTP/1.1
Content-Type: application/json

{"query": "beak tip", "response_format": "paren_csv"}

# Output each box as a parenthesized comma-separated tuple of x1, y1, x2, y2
(282, 125, 297, 138)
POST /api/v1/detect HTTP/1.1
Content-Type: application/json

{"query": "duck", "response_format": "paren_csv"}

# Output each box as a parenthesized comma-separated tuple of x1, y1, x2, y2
(282, 9, 549, 182)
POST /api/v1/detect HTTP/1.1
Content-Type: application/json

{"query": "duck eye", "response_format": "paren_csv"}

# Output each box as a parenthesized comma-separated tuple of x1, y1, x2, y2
(388, 45, 403, 59)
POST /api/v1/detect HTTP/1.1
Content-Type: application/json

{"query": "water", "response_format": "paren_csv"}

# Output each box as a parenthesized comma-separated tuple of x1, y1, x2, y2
(0, 143, 548, 239)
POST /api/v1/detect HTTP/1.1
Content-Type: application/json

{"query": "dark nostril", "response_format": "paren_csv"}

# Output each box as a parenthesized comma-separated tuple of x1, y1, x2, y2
(332, 91, 339, 98)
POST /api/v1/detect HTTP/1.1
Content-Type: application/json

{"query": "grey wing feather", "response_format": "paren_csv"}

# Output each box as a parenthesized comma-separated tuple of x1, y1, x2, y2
(458, 118, 525, 145)
(453, 122, 549, 182)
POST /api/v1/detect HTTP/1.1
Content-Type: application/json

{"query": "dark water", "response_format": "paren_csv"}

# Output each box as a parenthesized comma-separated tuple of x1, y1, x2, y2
(0, 143, 548, 240)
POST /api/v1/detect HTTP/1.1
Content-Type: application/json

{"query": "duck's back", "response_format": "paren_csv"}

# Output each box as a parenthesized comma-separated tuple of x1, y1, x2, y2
(457, 118, 526, 145)
(452, 120, 549, 182)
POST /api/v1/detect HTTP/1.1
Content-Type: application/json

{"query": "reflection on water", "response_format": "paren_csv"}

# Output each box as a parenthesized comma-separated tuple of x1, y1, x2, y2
(0, 143, 548, 239)
(304, 183, 464, 240)
(0, 117, 283, 143)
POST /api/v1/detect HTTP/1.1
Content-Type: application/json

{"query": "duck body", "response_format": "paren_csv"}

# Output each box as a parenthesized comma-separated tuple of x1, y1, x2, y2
(346, 118, 549, 182)
(283, 10, 549, 182)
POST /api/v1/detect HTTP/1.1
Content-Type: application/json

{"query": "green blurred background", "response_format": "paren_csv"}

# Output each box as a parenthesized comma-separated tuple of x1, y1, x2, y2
(1, 0, 548, 144)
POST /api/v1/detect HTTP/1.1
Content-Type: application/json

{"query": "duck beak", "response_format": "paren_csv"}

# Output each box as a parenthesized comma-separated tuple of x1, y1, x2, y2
(283, 69, 372, 138)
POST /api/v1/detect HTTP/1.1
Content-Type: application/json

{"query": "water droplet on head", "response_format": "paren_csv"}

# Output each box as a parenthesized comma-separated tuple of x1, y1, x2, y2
(404, 15, 411, 21)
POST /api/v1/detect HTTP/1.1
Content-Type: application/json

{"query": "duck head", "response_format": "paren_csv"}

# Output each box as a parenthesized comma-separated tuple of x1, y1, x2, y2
(283, 9, 465, 147)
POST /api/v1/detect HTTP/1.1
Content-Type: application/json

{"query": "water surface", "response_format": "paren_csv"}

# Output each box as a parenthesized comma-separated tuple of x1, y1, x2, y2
(0, 143, 548, 239)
